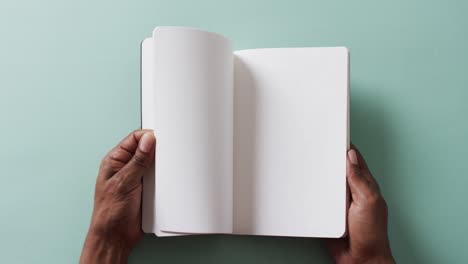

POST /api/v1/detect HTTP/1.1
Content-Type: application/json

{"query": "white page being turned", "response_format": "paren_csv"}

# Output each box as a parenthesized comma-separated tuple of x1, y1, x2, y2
(141, 37, 157, 234)
(233, 48, 349, 237)
(153, 27, 233, 234)
(141, 37, 181, 237)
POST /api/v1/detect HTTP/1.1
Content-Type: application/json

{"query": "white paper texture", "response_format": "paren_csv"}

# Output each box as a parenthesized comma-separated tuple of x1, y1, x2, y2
(152, 27, 233, 234)
(141, 37, 182, 237)
(141, 37, 156, 233)
(232, 48, 348, 237)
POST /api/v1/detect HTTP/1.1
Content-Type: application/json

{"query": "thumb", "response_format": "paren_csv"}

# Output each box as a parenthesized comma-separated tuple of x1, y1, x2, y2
(115, 132, 156, 191)
(346, 148, 373, 201)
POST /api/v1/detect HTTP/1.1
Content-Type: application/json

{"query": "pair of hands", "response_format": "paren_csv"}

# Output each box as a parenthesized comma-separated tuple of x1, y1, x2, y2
(80, 130, 395, 264)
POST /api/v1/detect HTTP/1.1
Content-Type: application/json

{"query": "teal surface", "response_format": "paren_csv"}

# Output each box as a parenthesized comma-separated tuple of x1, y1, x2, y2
(1, 0, 467, 263)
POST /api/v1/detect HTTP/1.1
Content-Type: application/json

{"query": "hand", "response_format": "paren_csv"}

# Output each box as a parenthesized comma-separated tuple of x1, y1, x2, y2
(324, 145, 395, 264)
(80, 130, 156, 264)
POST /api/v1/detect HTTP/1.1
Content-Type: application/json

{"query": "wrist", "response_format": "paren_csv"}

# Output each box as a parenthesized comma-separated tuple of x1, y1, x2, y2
(80, 230, 131, 264)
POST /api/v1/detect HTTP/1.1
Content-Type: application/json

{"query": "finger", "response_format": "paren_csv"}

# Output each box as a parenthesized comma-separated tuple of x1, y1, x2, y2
(351, 145, 381, 193)
(99, 129, 152, 181)
(350, 143, 370, 171)
(113, 132, 156, 192)
(347, 148, 374, 201)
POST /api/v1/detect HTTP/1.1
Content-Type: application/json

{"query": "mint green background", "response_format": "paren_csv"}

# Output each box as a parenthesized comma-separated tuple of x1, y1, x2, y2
(1, 0, 467, 263)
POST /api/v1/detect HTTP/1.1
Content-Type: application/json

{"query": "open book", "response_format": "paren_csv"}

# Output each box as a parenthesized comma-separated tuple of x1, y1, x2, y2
(141, 27, 349, 238)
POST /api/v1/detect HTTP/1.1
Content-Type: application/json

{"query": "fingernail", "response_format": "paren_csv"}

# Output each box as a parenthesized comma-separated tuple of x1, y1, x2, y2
(139, 132, 155, 153)
(348, 149, 359, 165)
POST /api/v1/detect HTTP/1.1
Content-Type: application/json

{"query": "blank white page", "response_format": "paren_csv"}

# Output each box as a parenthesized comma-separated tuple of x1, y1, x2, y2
(233, 48, 349, 237)
(152, 27, 233, 234)
(141, 37, 182, 237)
(141, 37, 157, 234)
